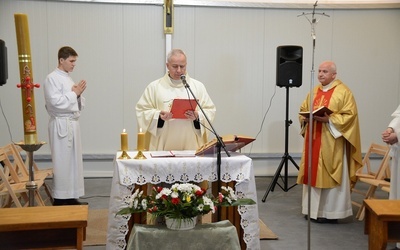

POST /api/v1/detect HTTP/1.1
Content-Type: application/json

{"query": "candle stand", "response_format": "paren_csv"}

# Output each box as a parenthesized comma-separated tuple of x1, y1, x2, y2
(16, 142, 45, 207)
(118, 150, 131, 159)
(134, 150, 147, 160)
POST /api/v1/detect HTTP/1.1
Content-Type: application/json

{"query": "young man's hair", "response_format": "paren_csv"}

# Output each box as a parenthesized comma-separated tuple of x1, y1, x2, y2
(58, 46, 78, 61)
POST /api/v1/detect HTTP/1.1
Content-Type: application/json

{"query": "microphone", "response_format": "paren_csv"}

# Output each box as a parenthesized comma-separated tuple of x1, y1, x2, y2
(180, 74, 189, 87)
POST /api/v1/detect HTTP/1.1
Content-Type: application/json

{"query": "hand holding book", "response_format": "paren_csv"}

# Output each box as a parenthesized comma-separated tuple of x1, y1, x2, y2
(299, 106, 333, 118)
(170, 99, 198, 119)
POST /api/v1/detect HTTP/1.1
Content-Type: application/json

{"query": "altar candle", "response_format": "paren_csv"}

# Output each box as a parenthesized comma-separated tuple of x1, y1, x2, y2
(137, 128, 145, 151)
(121, 129, 128, 151)
(15, 13, 39, 144)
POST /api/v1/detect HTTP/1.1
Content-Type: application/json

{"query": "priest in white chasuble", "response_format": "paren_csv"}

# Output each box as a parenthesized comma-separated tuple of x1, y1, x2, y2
(382, 104, 400, 250)
(136, 49, 216, 151)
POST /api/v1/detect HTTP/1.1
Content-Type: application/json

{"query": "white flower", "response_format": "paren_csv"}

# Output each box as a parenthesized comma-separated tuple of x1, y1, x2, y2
(156, 187, 172, 199)
(222, 186, 237, 201)
(141, 199, 147, 210)
(128, 197, 134, 208)
(171, 191, 179, 198)
(174, 183, 192, 193)
(203, 196, 215, 213)
(203, 196, 213, 205)
(132, 189, 140, 199)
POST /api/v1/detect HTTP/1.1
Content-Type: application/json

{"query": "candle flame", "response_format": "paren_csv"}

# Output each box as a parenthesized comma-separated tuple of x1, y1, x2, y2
(123, 129, 126, 133)
(140, 128, 142, 133)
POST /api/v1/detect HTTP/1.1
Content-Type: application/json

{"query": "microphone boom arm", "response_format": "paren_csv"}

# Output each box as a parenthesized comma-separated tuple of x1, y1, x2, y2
(181, 75, 230, 157)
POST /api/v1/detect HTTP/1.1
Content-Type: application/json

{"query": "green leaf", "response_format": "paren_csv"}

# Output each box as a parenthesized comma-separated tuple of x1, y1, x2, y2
(116, 207, 134, 216)
(221, 198, 256, 207)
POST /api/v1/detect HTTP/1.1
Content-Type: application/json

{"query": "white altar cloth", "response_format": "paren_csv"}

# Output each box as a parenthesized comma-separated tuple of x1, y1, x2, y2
(106, 151, 260, 250)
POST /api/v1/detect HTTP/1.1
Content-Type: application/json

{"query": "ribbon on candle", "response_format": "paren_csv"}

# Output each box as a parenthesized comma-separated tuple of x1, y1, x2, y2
(137, 128, 145, 151)
(121, 129, 128, 151)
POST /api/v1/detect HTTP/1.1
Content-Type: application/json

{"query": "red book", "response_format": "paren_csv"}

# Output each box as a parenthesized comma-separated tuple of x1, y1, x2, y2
(170, 99, 198, 119)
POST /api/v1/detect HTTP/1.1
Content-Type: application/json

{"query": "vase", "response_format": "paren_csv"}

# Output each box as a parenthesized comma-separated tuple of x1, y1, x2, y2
(165, 216, 197, 230)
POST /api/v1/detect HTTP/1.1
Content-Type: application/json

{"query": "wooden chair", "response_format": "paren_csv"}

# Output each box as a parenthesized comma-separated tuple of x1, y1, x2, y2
(379, 180, 391, 193)
(11, 144, 53, 203)
(0, 148, 46, 207)
(351, 143, 391, 220)
(0, 143, 53, 207)
(352, 143, 390, 183)
(4, 144, 53, 181)
(351, 143, 390, 195)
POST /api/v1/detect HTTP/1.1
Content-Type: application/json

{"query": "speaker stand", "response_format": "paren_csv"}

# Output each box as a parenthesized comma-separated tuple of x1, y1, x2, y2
(262, 86, 299, 202)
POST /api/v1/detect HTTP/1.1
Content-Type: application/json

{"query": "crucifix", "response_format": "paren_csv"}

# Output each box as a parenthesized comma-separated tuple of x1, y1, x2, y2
(164, 0, 173, 34)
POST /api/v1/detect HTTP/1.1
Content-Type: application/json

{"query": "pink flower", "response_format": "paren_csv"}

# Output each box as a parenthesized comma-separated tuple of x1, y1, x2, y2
(218, 193, 224, 203)
(148, 206, 158, 213)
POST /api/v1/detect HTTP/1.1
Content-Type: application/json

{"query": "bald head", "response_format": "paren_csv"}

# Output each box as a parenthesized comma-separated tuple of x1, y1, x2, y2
(318, 61, 337, 86)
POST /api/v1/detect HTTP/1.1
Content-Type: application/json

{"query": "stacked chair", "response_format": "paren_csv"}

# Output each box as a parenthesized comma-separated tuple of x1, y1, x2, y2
(351, 143, 391, 220)
(0, 143, 53, 207)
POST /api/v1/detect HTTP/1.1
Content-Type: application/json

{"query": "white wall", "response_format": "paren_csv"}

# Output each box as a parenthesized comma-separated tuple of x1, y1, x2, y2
(0, 0, 399, 177)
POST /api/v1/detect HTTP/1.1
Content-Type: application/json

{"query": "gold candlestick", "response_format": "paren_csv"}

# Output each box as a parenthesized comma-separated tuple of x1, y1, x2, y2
(15, 13, 39, 144)
(16, 142, 45, 207)
(119, 129, 131, 159)
(134, 128, 146, 159)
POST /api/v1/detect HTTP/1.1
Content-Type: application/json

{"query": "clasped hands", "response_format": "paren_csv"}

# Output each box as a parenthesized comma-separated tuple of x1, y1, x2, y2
(72, 80, 87, 97)
(382, 127, 398, 145)
(160, 110, 198, 121)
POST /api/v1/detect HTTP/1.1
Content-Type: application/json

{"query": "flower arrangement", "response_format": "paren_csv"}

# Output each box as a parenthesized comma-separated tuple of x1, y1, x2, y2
(117, 183, 256, 220)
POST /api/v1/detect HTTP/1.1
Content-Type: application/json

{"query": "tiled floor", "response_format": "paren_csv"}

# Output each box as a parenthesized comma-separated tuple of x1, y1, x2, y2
(80, 176, 397, 250)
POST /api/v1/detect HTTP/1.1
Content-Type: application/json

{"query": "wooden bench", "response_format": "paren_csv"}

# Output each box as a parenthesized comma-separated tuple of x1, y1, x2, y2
(364, 199, 400, 250)
(0, 205, 88, 249)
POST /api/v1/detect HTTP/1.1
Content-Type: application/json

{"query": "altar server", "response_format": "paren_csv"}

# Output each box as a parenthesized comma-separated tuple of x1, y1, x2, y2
(44, 46, 88, 206)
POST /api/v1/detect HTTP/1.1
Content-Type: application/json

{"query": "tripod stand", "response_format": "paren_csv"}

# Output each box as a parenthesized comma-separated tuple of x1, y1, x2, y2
(262, 86, 299, 202)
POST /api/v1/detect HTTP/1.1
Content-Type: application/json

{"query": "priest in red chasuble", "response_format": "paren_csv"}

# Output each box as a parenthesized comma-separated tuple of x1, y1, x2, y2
(297, 61, 362, 223)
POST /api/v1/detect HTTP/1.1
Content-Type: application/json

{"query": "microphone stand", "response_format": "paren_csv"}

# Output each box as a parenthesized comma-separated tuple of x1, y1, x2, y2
(298, 1, 329, 250)
(181, 75, 230, 221)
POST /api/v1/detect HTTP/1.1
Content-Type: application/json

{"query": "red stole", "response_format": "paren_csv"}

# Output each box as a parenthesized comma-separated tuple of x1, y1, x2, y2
(303, 87, 335, 186)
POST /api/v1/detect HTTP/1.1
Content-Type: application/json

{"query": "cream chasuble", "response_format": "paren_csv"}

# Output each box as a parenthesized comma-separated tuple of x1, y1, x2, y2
(388, 104, 400, 200)
(388, 105, 400, 248)
(136, 73, 216, 151)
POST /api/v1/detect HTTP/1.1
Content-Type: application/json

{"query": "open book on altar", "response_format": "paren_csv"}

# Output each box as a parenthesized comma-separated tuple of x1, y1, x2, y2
(299, 106, 333, 118)
(170, 99, 198, 119)
(150, 150, 196, 158)
(195, 134, 255, 156)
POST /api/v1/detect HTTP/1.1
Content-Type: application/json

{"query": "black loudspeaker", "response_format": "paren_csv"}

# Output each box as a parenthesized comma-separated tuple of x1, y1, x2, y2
(276, 45, 303, 88)
(0, 39, 8, 86)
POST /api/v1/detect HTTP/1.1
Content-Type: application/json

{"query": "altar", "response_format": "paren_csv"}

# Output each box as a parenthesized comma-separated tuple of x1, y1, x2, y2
(106, 151, 260, 250)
